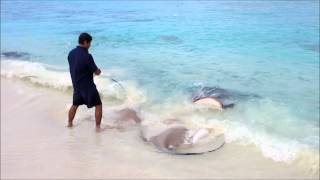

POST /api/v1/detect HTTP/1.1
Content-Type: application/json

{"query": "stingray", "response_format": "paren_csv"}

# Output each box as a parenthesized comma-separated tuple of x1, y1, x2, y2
(105, 108, 142, 130)
(192, 86, 259, 110)
(140, 125, 225, 155)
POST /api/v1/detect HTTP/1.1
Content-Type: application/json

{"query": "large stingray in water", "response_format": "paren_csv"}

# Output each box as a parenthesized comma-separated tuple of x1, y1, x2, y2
(192, 86, 260, 110)
(140, 122, 225, 155)
(102, 107, 142, 130)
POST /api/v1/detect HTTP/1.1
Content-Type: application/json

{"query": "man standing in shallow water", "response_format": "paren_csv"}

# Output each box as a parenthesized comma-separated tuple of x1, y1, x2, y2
(67, 32, 104, 132)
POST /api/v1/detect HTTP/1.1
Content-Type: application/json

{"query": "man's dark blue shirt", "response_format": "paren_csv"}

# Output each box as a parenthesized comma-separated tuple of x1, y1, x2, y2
(68, 46, 98, 90)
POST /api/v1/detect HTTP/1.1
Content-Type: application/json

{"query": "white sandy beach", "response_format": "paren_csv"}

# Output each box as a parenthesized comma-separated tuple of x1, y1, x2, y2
(1, 77, 318, 179)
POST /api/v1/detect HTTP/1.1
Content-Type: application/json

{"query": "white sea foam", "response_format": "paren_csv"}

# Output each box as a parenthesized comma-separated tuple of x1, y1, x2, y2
(1, 59, 72, 91)
(1, 59, 146, 106)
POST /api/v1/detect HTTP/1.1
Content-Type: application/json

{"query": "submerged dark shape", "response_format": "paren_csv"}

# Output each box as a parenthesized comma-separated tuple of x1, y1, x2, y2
(159, 35, 183, 43)
(302, 44, 320, 53)
(64, 29, 103, 35)
(1, 51, 31, 60)
(192, 86, 260, 109)
(130, 18, 154, 22)
(116, 108, 141, 124)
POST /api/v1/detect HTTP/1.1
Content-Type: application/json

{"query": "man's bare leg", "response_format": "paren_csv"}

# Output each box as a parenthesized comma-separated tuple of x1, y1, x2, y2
(95, 104, 103, 132)
(68, 105, 78, 127)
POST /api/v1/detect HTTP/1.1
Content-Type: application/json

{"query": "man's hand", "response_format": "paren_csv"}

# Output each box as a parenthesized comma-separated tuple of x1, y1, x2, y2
(94, 68, 101, 76)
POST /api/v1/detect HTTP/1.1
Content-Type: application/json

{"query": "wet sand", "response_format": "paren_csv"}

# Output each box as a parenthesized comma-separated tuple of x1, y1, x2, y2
(1, 77, 317, 179)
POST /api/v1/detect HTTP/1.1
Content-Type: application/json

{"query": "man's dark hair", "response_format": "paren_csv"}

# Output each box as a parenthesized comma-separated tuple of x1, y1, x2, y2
(78, 32, 92, 44)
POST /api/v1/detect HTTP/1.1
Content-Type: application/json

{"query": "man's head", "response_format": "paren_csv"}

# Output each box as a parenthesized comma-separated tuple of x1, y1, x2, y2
(78, 32, 92, 49)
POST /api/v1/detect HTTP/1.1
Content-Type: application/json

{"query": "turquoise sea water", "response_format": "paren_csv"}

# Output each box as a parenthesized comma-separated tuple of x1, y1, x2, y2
(1, 0, 319, 164)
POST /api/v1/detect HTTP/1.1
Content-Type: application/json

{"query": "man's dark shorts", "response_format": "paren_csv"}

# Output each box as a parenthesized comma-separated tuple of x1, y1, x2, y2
(73, 86, 102, 108)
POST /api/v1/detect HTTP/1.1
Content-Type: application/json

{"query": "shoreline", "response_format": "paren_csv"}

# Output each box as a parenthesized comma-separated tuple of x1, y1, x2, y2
(1, 77, 318, 179)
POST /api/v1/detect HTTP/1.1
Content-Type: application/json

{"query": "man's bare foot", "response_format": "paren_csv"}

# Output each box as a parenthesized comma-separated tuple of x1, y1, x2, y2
(67, 122, 73, 128)
(96, 126, 106, 132)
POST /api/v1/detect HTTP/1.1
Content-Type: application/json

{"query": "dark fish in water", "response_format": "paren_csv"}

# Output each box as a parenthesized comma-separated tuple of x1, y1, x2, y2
(130, 18, 154, 22)
(302, 44, 320, 53)
(1, 51, 31, 60)
(159, 35, 183, 43)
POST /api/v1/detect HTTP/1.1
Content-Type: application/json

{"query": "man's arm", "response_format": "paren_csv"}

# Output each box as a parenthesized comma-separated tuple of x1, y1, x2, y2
(88, 54, 101, 76)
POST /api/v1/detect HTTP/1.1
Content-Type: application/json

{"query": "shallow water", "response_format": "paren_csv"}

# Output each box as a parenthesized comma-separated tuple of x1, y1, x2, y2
(1, 0, 319, 171)
(1, 78, 314, 179)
